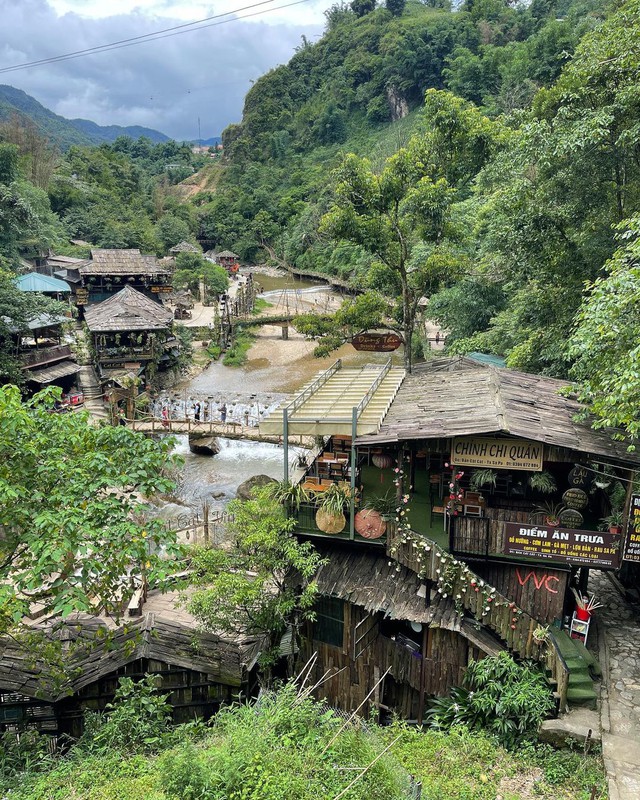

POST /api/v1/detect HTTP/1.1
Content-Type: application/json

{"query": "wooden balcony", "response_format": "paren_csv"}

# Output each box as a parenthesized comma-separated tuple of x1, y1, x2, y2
(21, 344, 72, 369)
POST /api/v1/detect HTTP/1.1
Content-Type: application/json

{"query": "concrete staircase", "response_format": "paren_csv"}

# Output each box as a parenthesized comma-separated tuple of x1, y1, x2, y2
(553, 629, 600, 709)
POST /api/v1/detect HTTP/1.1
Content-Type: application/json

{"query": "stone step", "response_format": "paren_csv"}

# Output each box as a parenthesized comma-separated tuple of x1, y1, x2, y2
(566, 686, 598, 709)
(572, 639, 602, 677)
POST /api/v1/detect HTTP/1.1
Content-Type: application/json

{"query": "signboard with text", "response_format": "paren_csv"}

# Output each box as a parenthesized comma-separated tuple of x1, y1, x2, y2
(151, 285, 173, 294)
(623, 494, 640, 563)
(351, 332, 403, 352)
(451, 437, 543, 471)
(504, 522, 620, 569)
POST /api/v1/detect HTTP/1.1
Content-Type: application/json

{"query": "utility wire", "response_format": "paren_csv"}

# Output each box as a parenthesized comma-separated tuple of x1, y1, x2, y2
(0, 0, 312, 75)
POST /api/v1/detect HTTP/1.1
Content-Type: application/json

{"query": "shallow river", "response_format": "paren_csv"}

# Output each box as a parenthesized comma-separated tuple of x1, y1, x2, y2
(160, 269, 396, 512)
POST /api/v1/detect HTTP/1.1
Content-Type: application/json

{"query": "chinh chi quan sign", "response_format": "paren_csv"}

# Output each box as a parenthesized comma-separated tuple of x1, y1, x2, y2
(504, 522, 621, 569)
(451, 437, 543, 471)
(623, 494, 640, 563)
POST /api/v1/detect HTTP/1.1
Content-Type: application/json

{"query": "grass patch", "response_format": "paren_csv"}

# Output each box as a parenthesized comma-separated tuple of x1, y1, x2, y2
(2, 684, 606, 800)
(252, 297, 273, 315)
(222, 328, 256, 366)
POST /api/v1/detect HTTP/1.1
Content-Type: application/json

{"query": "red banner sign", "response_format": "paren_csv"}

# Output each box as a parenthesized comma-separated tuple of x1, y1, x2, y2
(623, 495, 640, 563)
(351, 332, 403, 352)
(504, 522, 620, 569)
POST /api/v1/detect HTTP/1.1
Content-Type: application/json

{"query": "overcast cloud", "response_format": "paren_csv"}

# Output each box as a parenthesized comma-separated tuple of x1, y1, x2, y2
(0, 0, 326, 139)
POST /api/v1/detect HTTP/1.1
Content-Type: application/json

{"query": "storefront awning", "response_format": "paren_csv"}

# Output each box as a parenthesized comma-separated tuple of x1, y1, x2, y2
(259, 359, 406, 438)
(27, 360, 80, 384)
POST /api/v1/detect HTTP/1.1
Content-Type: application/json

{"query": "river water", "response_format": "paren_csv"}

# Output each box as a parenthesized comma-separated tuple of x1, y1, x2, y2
(157, 269, 397, 513)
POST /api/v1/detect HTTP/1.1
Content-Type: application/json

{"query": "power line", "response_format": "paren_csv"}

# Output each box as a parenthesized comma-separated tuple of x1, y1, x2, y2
(0, 0, 312, 75)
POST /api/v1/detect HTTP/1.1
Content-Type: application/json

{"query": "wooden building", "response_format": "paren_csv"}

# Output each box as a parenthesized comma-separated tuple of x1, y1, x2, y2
(215, 250, 240, 275)
(261, 356, 640, 715)
(78, 249, 172, 306)
(302, 546, 504, 720)
(0, 591, 262, 739)
(84, 284, 175, 385)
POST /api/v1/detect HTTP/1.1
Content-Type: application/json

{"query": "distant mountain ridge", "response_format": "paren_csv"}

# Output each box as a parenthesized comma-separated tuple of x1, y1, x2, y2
(0, 84, 170, 149)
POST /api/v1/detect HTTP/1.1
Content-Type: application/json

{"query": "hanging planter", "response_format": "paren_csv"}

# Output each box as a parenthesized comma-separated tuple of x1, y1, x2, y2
(372, 453, 394, 470)
(315, 483, 350, 534)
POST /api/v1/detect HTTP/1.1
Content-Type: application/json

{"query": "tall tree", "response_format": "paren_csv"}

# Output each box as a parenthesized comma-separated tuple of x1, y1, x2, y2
(188, 488, 324, 681)
(0, 386, 181, 633)
(568, 216, 640, 440)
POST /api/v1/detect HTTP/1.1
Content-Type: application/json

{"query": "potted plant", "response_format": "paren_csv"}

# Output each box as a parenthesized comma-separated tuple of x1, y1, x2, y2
(532, 501, 564, 527)
(266, 481, 309, 512)
(316, 483, 351, 534)
(599, 509, 624, 534)
(469, 468, 498, 491)
(533, 625, 550, 644)
(527, 471, 557, 494)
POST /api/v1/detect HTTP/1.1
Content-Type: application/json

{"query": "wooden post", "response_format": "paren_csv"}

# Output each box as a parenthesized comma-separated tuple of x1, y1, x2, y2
(203, 501, 210, 546)
(417, 625, 428, 725)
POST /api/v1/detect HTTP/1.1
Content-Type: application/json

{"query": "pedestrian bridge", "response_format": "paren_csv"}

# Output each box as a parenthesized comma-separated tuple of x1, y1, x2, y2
(126, 415, 310, 446)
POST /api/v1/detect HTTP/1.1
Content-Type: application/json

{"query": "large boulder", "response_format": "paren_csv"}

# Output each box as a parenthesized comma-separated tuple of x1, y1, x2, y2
(538, 710, 601, 748)
(188, 433, 220, 456)
(236, 474, 276, 500)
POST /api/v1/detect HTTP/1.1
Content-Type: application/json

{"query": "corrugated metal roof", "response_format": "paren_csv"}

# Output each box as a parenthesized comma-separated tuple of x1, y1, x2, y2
(259, 360, 406, 437)
(16, 272, 71, 293)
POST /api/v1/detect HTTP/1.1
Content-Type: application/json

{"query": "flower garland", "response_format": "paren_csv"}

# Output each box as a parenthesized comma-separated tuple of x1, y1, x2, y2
(386, 455, 524, 629)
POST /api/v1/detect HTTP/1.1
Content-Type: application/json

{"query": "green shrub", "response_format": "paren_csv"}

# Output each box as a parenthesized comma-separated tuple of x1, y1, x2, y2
(425, 652, 555, 748)
(80, 675, 172, 755)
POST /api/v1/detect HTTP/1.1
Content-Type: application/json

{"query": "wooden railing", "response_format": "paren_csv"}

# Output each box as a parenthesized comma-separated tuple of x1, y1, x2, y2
(21, 344, 72, 368)
(387, 527, 569, 709)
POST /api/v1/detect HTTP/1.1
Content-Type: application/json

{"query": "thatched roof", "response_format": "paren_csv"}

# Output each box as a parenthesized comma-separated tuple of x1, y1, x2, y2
(169, 241, 200, 254)
(0, 608, 262, 702)
(80, 249, 170, 276)
(84, 285, 173, 333)
(315, 548, 449, 626)
(216, 250, 238, 259)
(356, 358, 640, 466)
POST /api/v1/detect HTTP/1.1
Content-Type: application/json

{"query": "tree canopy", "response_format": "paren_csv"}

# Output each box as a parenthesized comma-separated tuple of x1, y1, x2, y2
(0, 386, 181, 633)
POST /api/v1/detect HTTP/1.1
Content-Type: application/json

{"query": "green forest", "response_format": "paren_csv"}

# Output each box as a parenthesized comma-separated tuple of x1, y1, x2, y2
(2, 0, 639, 434)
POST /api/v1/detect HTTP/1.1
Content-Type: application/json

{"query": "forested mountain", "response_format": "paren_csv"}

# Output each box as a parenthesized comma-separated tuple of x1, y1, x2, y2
(0, 85, 169, 149)
(189, 0, 640, 436)
(1, 0, 639, 435)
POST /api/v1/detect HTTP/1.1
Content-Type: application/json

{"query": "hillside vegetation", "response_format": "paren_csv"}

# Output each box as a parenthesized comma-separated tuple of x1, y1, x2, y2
(191, 0, 640, 409)
(1, 679, 605, 800)
(0, 84, 169, 149)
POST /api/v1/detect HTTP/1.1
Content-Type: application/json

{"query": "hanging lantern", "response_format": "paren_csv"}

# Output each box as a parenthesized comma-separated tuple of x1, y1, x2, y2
(372, 453, 394, 470)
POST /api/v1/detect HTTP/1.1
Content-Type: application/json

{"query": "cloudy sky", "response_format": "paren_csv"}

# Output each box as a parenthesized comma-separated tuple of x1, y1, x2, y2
(0, 0, 327, 139)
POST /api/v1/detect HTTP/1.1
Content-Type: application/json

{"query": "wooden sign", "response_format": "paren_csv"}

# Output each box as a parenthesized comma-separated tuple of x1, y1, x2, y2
(562, 488, 588, 510)
(451, 437, 543, 471)
(558, 508, 584, 528)
(568, 465, 593, 490)
(75, 289, 89, 304)
(623, 494, 640, 563)
(504, 522, 620, 569)
(351, 332, 403, 352)
(151, 285, 173, 293)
